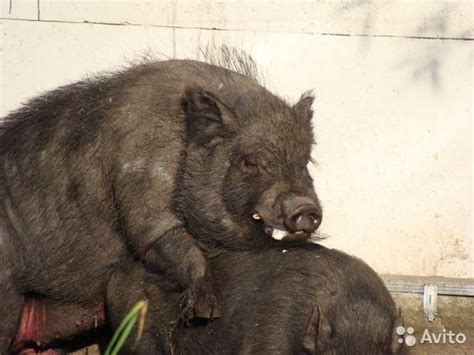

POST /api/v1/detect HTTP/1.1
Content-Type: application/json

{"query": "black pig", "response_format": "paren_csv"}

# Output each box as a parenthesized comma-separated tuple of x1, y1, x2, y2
(174, 244, 404, 354)
(14, 244, 404, 355)
(0, 52, 322, 353)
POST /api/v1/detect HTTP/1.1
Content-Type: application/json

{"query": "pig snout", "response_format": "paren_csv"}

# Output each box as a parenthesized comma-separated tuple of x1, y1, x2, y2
(282, 196, 322, 234)
(253, 191, 323, 242)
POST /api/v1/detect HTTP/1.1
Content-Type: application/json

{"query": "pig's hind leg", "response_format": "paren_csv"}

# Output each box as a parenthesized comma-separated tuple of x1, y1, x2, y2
(106, 262, 176, 354)
(0, 197, 24, 354)
(0, 273, 23, 354)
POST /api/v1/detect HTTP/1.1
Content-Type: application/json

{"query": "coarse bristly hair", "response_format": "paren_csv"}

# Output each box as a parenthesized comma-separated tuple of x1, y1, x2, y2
(0, 46, 323, 354)
(0, 45, 262, 135)
(198, 45, 263, 85)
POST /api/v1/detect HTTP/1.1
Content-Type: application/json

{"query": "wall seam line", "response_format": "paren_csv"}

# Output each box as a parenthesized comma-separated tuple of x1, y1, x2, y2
(1, 17, 472, 42)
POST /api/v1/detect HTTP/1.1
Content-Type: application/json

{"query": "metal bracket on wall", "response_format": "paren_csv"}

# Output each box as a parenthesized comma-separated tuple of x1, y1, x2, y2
(423, 285, 438, 322)
(382, 275, 474, 322)
(383, 276, 474, 297)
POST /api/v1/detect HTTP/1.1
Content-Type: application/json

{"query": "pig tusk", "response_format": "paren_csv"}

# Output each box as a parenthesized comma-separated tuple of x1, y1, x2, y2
(271, 229, 287, 240)
(252, 213, 261, 220)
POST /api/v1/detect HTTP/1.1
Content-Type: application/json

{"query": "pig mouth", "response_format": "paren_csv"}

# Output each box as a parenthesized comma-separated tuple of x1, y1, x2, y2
(253, 212, 311, 242)
(264, 225, 311, 242)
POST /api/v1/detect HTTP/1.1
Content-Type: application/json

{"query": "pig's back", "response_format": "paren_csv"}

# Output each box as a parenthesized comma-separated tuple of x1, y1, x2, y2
(0, 59, 269, 301)
(179, 244, 398, 354)
(0, 61, 228, 298)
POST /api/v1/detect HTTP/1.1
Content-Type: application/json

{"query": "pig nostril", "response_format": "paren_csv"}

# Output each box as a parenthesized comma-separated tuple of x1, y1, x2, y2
(309, 214, 319, 225)
(292, 214, 303, 225)
(289, 209, 322, 233)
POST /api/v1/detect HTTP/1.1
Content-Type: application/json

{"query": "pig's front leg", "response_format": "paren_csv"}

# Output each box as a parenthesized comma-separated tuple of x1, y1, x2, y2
(114, 184, 219, 320)
(143, 225, 219, 320)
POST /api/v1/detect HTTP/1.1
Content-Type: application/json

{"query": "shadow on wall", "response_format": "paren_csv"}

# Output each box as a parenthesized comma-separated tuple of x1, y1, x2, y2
(397, 5, 472, 89)
(338, 0, 378, 35)
(340, 1, 473, 90)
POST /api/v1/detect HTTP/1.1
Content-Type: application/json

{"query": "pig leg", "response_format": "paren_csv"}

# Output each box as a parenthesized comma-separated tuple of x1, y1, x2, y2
(0, 195, 23, 354)
(115, 187, 218, 320)
(143, 225, 219, 320)
(0, 277, 23, 355)
(106, 263, 177, 355)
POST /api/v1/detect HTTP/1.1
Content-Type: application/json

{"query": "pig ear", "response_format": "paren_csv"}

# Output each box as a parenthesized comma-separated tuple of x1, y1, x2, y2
(181, 86, 231, 147)
(302, 307, 320, 353)
(292, 90, 314, 122)
(315, 306, 334, 350)
(391, 308, 406, 354)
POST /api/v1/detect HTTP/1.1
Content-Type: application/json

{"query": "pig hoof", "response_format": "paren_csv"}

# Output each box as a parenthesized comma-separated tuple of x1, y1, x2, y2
(194, 292, 221, 319)
(179, 284, 220, 321)
(179, 288, 198, 321)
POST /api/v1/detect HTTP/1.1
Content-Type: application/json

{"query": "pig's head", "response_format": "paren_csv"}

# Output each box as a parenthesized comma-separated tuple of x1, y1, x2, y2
(175, 82, 323, 249)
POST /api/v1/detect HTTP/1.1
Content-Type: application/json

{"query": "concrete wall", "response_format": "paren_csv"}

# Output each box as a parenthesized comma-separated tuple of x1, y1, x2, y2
(1, 1, 472, 278)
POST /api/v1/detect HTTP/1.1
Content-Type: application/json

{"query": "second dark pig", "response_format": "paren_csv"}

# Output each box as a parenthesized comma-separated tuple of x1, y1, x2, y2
(13, 244, 404, 355)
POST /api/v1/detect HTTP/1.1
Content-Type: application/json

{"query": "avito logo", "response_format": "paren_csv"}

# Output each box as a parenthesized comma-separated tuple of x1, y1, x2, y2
(396, 326, 416, 347)
(396, 326, 467, 347)
(420, 329, 467, 345)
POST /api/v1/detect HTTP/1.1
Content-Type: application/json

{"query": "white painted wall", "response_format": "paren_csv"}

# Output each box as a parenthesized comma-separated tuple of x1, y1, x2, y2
(1, 1, 473, 278)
